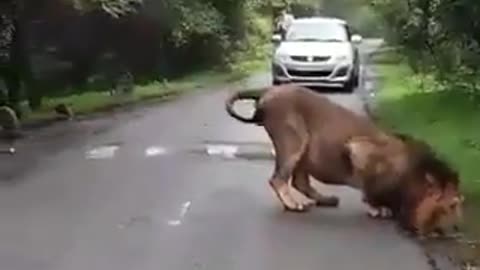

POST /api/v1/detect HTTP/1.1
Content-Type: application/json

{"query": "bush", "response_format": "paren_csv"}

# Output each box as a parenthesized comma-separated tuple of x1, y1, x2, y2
(370, 0, 480, 95)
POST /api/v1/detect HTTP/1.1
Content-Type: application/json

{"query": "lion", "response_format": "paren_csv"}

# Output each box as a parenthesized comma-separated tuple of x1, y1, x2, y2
(225, 84, 463, 236)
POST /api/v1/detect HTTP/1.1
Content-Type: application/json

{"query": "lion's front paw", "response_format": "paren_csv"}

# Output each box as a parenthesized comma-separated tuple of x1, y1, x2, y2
(367, 206, 393, 219)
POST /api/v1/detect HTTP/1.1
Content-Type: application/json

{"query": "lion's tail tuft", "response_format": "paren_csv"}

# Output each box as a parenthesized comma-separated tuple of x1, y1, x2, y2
(225, 88, 265, 124)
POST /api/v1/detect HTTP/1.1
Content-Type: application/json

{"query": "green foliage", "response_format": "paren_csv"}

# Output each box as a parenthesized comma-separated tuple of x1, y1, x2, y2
(224, 14, 271, 78)
(283, 0, 382, 37)
(65, 0, 259, 49)
(69, 0, 227, 46)
(63, 0, 270, 61)
(168, 0, 227, 47)
(370, 0, 480, 94)
(68, 0, 143, 17)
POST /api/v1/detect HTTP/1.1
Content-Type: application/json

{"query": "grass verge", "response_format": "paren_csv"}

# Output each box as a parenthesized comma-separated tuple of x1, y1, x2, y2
(372, 51, 480, 240)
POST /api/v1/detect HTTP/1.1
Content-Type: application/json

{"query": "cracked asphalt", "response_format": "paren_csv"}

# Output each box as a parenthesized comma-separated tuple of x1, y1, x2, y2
(0, 39, 437, 270)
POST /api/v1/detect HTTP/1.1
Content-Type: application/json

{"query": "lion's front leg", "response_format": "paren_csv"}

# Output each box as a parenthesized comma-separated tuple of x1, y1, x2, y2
(269, 179, 311, 212)
(366, 206, 393, 219)
(362, 196, 393, 219)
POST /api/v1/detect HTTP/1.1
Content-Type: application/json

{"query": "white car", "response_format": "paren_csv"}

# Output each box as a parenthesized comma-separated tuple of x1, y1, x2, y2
(271, 17, 362, 92)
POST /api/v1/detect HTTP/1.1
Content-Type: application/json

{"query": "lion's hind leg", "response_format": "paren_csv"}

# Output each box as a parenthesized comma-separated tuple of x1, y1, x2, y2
(291, 162, 340, 208)
(266, 119, 311, 212)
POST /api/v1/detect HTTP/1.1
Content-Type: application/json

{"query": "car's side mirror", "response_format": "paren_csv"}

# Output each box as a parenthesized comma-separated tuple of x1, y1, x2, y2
(271, 34, 282, 44)
(351, 34, 363, 44)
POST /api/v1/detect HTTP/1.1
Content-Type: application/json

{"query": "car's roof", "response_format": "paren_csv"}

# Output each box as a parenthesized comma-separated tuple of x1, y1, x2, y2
(291, 16, 347, 25)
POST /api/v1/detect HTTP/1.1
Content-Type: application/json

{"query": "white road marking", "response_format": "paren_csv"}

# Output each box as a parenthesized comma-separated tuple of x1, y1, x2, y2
(85, 145, 119, 160)
(85, 143, 276, 160)
(179, 201, 191, 217)
(167, 201, 192, 227)
(0, 147, 15, 154)
(167, 220, 181, 226)
(145, 146, 167, 157)
(464, 264, 479, 270)
(205, 144, 238, 159)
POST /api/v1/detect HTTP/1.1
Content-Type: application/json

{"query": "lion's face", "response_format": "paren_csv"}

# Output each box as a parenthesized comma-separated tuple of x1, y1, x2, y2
(413, 179, 464, 236)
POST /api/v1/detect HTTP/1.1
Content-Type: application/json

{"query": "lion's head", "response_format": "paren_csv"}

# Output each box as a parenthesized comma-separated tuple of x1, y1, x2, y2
(345, 132, 464, 237)
(405, 160, 464, 236)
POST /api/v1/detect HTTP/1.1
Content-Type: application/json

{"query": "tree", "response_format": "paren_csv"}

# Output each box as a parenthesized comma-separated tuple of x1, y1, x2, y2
(0, 0, 35, 116)
(66, 0, 143, 18)
(371, 0, 480, 93)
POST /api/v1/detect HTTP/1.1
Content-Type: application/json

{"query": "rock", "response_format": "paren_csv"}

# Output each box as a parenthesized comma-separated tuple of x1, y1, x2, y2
(54, 103, 74, 120)
(0, 105, 19, 130)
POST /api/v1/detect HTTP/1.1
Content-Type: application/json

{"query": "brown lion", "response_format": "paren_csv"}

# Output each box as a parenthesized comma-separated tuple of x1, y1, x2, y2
(225, 84, 463, 236)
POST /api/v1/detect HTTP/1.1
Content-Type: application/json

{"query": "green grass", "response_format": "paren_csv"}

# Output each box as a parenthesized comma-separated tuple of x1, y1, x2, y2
(374, 54, 480, 238)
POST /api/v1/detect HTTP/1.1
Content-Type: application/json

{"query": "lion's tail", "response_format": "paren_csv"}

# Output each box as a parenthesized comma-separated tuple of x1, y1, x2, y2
(225, 88, 265, 125)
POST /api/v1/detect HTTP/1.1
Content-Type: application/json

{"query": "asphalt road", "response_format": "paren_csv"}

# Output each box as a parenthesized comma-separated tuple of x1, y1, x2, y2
(0, 39, 433, 270)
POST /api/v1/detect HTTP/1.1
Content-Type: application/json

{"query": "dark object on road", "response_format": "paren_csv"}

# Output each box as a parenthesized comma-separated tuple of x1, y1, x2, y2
(54, 103, 74, 120)
(225, 84, 463, 237)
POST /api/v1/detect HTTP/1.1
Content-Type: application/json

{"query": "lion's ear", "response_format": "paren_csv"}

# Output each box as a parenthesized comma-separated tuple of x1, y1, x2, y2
(425, 173, 436, 186)
(425, 173, 442, 198)
(425, 173, 435, 189)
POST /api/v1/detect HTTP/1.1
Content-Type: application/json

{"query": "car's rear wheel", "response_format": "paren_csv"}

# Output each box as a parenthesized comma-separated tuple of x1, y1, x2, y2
(272, 79, 281, 86)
